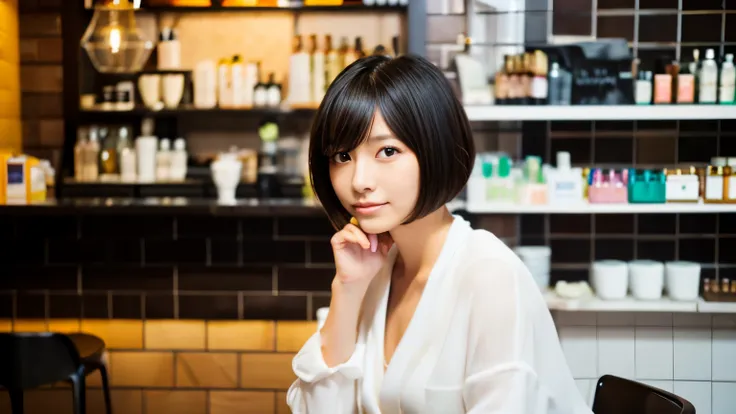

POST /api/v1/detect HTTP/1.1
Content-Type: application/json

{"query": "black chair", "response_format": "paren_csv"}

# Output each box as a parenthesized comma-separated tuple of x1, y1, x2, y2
(592, 374, 696, 414)
(0, 332, 112, 414)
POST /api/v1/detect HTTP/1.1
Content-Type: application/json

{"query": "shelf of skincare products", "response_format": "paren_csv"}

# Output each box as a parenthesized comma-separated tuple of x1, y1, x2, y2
(701, 277, 736, 309)
(124, 1, 409, 12)
(74, 123, 190, 186)
(79, 104, 318, 117)
(465, 44, 735, 121)
(463, 104, 736, 122)
(466, 152, 736, 215)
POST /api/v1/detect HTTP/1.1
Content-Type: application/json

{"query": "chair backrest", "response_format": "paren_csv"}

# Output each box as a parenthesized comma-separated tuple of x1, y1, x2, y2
(0, 332, 82, 390)
(592, 375, 696, 414)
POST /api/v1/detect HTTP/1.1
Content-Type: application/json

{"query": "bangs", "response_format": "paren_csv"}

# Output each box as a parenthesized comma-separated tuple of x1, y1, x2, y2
(317, 67, 381, 157)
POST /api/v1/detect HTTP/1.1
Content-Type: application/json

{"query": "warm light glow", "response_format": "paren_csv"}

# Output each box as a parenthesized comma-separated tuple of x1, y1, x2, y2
(108, 26, 121, 54)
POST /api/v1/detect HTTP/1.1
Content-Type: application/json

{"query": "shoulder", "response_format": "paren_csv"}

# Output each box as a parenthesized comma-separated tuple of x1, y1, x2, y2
(454, 228, 530, 291)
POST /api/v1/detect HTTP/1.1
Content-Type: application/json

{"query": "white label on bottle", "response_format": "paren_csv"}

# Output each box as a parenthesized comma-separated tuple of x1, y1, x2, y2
(635, 81, 652, 104)
(729, 177, 736, 200)
(666, 177, 699, 201)
(699, 71, 718, 103)
(267, 87, 281, 107)
(6, 162, 26, 204)
(531, 76, 548, 99)
(254, 89, 267, 107)
(705, 176, 723, 200)
(720, 86, 735, 104)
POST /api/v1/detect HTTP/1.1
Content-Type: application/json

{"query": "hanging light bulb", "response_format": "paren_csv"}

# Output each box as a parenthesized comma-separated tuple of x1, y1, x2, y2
(81, 0, 154, 73)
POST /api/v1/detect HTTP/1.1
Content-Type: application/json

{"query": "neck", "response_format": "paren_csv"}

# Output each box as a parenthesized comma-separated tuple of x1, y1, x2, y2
(389, 207, 455, 281)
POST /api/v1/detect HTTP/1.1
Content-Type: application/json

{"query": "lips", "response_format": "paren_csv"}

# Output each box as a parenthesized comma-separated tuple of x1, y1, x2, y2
(353, 202, 388, 215)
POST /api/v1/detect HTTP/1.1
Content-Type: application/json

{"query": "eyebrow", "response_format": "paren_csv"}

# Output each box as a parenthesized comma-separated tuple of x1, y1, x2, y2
(367, 134, 395, 141)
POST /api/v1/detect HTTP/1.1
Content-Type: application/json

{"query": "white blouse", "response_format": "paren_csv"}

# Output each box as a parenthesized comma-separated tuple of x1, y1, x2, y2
(287, 216, 593, 414)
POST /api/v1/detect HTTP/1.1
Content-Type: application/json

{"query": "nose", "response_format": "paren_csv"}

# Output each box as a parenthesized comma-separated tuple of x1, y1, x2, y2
(351, 157, 376, 194)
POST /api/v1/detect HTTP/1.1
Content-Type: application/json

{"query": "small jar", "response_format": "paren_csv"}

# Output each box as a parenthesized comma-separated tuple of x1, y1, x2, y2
(665, 168, 700, 202)
(635, 71, 653, 104)
(726, 160, 736, 203)
(704, 165, 726, 203)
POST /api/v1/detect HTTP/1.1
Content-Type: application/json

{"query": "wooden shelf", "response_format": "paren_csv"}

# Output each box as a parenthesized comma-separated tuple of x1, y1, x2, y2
(77, 105, 318, 120)
(88, 2, 407, 13)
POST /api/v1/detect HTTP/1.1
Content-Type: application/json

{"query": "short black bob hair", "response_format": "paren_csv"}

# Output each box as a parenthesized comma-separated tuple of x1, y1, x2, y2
(309, 54, 475, 230)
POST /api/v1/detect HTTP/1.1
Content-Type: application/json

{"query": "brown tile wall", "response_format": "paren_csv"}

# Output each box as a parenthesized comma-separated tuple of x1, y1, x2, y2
(17, 0, 64, 168)
(0, 318, 309, 414)
(0, 0, 21, 153)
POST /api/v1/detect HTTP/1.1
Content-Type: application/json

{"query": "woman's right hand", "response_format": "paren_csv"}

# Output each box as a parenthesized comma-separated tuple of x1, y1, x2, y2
(331, 222, 393, 290)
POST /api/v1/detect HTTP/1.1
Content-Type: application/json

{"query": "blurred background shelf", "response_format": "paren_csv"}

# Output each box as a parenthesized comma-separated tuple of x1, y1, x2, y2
(463, 105, 736, 122)
(465, 202, 736, 215)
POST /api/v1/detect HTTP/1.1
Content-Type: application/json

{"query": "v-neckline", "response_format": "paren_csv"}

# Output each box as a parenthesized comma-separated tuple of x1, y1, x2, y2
(377, 216, 461, 379)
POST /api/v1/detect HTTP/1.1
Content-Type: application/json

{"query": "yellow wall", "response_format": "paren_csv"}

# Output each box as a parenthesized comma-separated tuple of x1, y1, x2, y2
(0, 0, 21, 153)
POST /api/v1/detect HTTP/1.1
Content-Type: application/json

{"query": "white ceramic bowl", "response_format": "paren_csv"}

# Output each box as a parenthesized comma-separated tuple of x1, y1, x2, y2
(665, 261, 701, 301)
(629, 260, 665, 300)
(591, 260, 629, 300)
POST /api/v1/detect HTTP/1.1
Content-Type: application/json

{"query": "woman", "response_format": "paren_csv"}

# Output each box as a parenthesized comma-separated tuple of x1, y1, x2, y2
(287, 54, 592, 414)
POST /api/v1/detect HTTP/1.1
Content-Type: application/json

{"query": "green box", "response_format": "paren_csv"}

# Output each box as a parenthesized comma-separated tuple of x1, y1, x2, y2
(628, 169, 666, 203)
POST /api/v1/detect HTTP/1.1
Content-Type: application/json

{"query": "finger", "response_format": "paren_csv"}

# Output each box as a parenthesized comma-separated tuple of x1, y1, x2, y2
(331, 226, 364, 250)
(368, 233, 378, 253)
(343, 224, 371, 250)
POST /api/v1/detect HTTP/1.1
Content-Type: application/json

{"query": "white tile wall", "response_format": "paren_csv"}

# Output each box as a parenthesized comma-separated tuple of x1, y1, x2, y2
(598, 327, 635, 379)
(554, 311, 736, 414)
(559, 326, 598, 379)
(635, 327, 674, 380)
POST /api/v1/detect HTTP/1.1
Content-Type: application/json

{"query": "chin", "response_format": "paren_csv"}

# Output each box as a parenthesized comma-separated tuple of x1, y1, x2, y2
(354, 215, 398, 234)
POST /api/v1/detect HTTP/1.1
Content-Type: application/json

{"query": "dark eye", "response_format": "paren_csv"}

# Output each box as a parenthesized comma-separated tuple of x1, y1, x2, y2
(377, 147, 398, 159)
(333, 152, 351, 163)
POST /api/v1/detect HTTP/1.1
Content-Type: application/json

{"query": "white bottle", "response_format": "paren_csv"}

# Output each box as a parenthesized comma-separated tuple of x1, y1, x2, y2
(719, 53, 735, 105)
(156, 138, 172, 182)
(363, 0, 376, 5)
(157, 28, 181, 70)
(217, 59, 231, 108)
(311, 40, 326, 103)
(547, 151, 584, 205)
(170, 138, 188, 182)
(231, 55, 245, 108)
(136, 136, 157, 183)
(288, 37, 312, 105)
(118, 127, 137, 182)
(194, 59, 217, 109)
(243, 61, 258, 107)
(699, 48, 718, 104)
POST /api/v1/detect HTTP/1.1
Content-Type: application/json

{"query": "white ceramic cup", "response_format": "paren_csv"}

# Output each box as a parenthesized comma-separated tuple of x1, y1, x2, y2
(629, 260, 665, 300)
(138, 74, 161, 109)
(162, 74, 184, 109)
(591, 260, 629, 300)
(665, 261, 701, 301)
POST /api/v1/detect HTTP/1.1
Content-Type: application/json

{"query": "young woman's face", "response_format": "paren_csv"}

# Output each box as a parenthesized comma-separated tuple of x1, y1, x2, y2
(329, 110, 420, 234)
